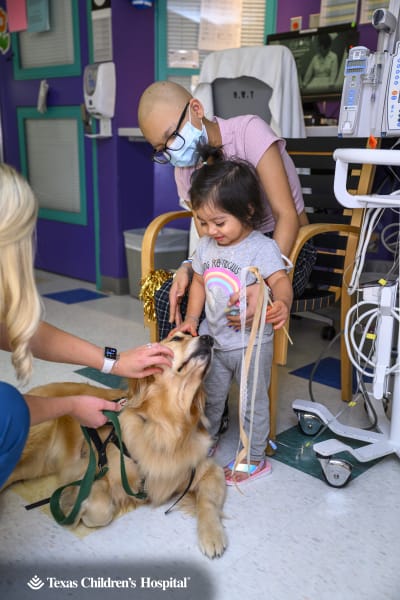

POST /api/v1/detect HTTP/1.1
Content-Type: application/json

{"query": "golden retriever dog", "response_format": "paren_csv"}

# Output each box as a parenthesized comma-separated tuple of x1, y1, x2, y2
(3, 333, 227, 558)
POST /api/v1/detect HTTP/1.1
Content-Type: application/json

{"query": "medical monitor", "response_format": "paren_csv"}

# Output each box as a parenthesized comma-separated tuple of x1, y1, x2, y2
(267, 23, 359, 103)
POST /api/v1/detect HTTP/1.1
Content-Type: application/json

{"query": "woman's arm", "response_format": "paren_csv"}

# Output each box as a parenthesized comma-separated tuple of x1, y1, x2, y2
(169, 261, 193, 326)
(168, 216, 205, 326)
(256, 143, 299, 257)
(29, 321, 173, 378)
(169, 273, 205, 337)
(25, 393, 123, 427)
(329, 52, 339, 85)
(303, 56, 316, 87)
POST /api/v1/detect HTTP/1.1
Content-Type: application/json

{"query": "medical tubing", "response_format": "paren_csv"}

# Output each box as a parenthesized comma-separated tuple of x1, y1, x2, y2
(344, 303, 379, 376)
(381, 221, 400, 254)
(350, 308, 379, 370)
(345, 301, 400, 378)
(308, 330, 342, 403)
(348, 208, 384, 294)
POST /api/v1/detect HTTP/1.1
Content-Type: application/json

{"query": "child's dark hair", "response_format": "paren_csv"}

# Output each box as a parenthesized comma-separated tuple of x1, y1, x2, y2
(189, 144, 264, 229)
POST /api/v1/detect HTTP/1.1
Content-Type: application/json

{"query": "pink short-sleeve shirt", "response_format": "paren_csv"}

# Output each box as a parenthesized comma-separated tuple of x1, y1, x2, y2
(174, 115, 304, 233)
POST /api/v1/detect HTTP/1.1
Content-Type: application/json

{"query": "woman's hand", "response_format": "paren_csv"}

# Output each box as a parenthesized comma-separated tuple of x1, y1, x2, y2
(168, 316, 199, 339)
(114, 343, 174, 378)
(25, 393, 125, 428)
(69, 395, 124, 428)
(169, 263, 192, 326)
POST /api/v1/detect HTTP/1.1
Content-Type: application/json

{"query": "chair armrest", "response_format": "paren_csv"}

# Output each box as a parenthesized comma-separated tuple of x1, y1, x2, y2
(288, 222, 360, 282)
(273, 221, 360, 367)
(141, 210, 193, 278)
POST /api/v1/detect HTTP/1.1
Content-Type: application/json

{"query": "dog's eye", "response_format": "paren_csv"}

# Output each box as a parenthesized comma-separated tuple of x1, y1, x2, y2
(170, 335, 184, 342)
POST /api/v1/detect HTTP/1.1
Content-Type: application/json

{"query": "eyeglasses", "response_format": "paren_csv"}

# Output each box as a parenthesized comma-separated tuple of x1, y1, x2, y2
(152, 101, 190, 164)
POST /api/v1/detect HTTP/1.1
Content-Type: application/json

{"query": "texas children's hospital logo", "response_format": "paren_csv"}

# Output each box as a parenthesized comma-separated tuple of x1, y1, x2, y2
(26, 574, 191, 591)
(27, 575, 45, 591)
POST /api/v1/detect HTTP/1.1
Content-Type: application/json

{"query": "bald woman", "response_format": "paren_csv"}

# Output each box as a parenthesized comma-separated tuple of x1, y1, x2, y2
(138, 81, 315, 339)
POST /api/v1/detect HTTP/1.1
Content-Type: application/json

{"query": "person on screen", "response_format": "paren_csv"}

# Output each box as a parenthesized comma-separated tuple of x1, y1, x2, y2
(303, 32, 338, 90)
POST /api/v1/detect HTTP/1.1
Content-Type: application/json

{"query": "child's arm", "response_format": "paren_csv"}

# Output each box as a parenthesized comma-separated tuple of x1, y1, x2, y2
(168, 272, 205, 337)
(265, 270, 293, 330)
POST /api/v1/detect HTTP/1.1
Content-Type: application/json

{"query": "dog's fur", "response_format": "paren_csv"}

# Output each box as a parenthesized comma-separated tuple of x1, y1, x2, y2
(3, 333, 227, 558)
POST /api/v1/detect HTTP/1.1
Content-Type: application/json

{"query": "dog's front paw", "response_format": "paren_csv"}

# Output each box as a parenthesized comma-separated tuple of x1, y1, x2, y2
(198, 521, 227, 559)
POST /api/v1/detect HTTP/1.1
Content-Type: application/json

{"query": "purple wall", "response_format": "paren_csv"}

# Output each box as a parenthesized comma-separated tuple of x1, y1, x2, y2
(0, 2, 157, 284)
(0, 1, 100, 282)
(0, 1, 382, 285)
(276, 1, 377, 47)
(98, 2, 156, 279)
(277, 0, 321, 31)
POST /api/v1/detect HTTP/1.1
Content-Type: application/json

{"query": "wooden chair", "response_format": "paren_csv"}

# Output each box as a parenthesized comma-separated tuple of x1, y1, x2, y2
(273, 137, 376, 405)
(141, 210, 192, 344)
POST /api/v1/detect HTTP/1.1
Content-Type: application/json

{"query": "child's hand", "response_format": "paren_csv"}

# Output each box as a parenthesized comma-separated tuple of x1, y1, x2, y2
(266, 300, 289, 330)
(167, 317, 199, 339)
(227, 285, 261, 329)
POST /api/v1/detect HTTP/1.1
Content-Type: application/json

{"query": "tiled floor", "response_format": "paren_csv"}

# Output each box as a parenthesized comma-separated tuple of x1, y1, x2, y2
(1, 270, 400, 600)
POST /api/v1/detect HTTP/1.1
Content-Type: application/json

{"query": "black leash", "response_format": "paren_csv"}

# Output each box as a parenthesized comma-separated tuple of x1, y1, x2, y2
(164, 467, 196, 515)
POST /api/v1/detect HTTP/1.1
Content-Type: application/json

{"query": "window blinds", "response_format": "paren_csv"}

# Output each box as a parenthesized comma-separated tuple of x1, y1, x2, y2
(167, 0, 266, 69)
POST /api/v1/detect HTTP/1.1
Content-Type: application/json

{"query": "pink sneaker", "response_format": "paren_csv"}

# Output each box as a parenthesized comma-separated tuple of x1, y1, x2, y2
(224, 457, 272, 486)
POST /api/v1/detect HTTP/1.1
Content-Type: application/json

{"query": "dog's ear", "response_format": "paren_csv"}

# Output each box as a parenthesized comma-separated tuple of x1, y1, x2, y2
(192, 387, 210, 431)
(127, 376, 155, 407)
(192, 385, 206, 417)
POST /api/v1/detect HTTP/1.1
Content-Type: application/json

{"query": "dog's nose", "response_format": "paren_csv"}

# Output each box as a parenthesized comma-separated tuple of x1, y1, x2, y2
(199, 335, 214, 347)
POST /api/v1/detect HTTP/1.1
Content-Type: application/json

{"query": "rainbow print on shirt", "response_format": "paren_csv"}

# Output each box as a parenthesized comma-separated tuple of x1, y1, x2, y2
(204, 267, 241, 312)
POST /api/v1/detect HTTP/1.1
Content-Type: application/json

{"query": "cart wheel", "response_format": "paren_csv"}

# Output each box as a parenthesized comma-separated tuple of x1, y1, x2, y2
(295, 410, 323, 436)
(317, 456, 352, 487)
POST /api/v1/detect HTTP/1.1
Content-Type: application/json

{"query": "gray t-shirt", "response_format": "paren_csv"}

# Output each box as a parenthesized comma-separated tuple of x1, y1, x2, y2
(192, 231, 285, 350)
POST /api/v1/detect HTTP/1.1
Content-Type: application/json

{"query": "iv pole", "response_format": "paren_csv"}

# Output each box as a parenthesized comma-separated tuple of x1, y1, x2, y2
(293, 149, 400, 486)
(292, 2, 400, 487)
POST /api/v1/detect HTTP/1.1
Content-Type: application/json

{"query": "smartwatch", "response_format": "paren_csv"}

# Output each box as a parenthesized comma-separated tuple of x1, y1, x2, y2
(101, 346, 119, 374)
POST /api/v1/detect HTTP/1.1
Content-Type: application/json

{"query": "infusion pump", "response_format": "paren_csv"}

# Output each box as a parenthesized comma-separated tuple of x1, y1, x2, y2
(338, 43, 400, 138)
(338, 46, 374, 137)
(338, 0, 400, 138)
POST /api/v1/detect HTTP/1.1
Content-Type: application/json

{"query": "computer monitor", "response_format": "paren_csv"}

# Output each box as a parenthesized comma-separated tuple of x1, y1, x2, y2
(267, 23, 359, 104)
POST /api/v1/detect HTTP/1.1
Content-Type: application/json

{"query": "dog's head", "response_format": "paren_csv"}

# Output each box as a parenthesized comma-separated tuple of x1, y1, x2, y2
(162, 333, 213, 378)
(127, 334, 213, 426)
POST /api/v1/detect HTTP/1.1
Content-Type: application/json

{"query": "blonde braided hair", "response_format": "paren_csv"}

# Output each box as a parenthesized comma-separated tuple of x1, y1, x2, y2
(0, 164, 41, 383)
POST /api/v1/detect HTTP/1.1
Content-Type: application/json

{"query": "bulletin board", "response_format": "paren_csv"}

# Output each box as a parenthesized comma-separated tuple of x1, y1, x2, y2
(12, 0, 81, 80)
(17, 106, 87, 226)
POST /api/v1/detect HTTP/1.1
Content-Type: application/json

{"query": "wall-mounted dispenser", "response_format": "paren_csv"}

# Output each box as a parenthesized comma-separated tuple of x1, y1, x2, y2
(83, 61, 116, 138)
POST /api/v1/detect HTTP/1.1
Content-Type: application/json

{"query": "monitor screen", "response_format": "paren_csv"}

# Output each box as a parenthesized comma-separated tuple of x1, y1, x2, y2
(267, 24, 359, 103)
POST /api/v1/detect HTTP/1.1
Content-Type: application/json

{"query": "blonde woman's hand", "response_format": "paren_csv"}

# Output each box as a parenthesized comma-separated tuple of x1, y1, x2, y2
(113, 343, 174, 378)
(69, 395, 123, 428)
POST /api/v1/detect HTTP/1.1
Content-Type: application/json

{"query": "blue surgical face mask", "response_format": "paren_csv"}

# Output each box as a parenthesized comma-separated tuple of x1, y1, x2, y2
(168, 107, 208, 167)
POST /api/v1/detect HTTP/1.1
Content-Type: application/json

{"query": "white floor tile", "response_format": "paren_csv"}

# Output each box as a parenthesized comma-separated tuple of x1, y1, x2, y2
(1, 271, 400, 600)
